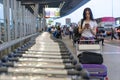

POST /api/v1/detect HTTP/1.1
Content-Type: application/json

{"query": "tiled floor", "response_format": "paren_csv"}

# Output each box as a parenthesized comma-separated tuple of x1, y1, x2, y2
(62, 35, 120, 80)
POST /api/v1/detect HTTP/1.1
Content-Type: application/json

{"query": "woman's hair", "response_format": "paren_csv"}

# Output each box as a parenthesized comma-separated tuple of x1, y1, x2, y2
(83, 7, 94, 21)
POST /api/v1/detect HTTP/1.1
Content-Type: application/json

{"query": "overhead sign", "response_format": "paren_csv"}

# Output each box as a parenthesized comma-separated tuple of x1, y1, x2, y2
(45, 8, 60, 18)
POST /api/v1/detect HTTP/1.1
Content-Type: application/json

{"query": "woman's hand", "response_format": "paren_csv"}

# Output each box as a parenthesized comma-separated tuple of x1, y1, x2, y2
(89, 28, 96, 35)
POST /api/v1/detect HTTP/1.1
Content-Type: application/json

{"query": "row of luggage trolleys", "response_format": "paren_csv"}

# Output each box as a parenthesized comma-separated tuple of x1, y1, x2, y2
(0, 32, 107, 80)
(0, 32, 90, 80)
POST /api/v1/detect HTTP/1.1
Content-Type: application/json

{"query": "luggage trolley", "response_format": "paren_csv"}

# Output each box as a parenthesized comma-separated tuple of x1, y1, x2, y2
(75, 39, 107, 80)
(76, 39, 102, 55)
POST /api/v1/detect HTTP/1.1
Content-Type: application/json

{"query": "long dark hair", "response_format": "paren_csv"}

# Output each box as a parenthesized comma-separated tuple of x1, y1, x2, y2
(83, 7, 94, 21)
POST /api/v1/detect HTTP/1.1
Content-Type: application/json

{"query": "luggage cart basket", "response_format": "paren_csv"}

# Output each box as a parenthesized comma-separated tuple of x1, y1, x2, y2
(75, 39, 102, 56)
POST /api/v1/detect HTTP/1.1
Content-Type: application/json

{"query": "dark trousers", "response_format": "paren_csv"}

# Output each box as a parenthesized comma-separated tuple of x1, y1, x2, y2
(111, 34, 117, 40)
(118, 33, 120, 39)
(69, 31, 73, 39)
(96, 38, 104, 45)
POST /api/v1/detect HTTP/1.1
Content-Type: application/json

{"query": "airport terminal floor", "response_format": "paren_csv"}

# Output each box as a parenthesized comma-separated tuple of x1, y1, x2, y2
(0, 31, 120, 80)
(62, 34, 120, 80)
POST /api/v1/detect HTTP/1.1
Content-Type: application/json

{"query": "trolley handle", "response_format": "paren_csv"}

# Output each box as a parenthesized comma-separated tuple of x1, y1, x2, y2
(76, 39, 97, 42)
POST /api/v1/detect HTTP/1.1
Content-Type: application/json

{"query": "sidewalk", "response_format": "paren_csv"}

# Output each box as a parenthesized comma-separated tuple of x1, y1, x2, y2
(104, 39, 120, 47)
(62, 35, 76, 54)
(104, 36, 120, 46)
(62, 35, 120, 80)
(61, 35, 79, 62)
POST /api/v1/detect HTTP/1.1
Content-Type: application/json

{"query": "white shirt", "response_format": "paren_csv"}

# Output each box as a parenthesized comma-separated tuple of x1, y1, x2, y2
(78, 20, 97, 37)
(69, 27, 73, 32)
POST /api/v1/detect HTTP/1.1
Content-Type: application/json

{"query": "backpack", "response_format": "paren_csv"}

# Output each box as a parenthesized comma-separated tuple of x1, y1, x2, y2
(73, 27, 81, 42)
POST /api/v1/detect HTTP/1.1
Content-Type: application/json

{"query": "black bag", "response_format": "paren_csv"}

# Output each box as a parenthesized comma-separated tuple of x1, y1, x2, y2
(78, 51, 103, 64)
(73, 27, 81, 42)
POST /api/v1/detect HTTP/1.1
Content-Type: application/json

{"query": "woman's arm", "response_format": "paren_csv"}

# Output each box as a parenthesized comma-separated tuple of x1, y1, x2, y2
(90, 21, 97, 36)
(78, 20, 85, 33)
(90, 27, 96, 35)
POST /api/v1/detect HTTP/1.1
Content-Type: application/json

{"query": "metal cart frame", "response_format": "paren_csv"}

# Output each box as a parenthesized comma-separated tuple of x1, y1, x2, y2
(75, 40, 107, 80)
(75, 40, 102, 56)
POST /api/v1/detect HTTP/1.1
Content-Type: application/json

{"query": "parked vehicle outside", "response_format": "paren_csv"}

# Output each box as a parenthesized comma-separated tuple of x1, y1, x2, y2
(97, 27, 106, 36)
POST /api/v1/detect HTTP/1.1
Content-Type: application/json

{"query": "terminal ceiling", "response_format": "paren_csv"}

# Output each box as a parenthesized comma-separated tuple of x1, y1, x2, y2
(0, 0, 90, 17)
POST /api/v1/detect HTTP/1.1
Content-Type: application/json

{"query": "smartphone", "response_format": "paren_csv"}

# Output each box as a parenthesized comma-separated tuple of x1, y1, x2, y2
(85, 23, 90, 29)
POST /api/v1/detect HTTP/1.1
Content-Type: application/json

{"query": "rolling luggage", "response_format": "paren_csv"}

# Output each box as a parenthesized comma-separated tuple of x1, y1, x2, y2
(82, 64, 107, 79)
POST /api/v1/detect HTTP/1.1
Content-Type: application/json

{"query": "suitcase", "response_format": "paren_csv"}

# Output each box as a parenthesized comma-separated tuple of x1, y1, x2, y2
(82, 64, 107, 79)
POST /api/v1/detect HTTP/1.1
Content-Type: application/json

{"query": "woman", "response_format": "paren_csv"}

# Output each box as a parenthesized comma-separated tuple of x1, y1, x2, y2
(78, 7, 97, 42)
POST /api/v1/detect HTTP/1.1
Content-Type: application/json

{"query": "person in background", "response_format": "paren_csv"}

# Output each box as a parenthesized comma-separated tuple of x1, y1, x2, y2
(78, 7, 97, 43)
(69, 25, 73, 39)
(72, 26, 81, 45)
(96, 30, 105, 46)
(111, 27, 117, 40)
(56, 26, 62, 39)
(62, 25, 66, 37)
(117, 26, 120, 40)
